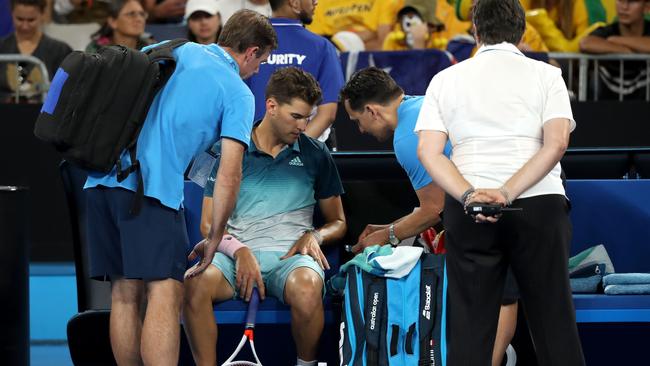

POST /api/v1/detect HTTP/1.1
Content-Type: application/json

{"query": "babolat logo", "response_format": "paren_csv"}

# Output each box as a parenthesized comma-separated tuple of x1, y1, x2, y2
(369, 292, 379, 330)
(266, 53, 307, 65)
(422, 285, 432, 320)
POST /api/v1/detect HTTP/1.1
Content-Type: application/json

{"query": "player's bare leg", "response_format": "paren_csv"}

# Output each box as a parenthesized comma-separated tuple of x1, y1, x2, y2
(284, 267, 324, 362)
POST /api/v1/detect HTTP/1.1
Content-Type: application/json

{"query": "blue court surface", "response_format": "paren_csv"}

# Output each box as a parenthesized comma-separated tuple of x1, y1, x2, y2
(31, 344, 72, 366)
(29, 264, 76, 365)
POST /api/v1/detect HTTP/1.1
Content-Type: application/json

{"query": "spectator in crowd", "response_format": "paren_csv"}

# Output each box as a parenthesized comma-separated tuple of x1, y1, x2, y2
(185, 0, 221, 44)
(307, 0, 399, 51)
(383, 0, 470, 51)
(0, 0, 71, 102)
(184, 67, 346, 366)
(86, 0, 154, 52)
(216, 0, 271, 23)
(144, 0, 186, 23)
(580, 0, 650, 100)
(524, 0, 609, 51)
(84, 10, 276, 365)
(340, 67, 518, 366)
(416, 0, 584, 365)
(53, 0, 111, 23)
(246, 0, 344, 142)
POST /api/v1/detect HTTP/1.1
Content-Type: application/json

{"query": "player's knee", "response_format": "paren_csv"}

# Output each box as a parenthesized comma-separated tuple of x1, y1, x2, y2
(285, 269, 323, 314)
(183, 274, 216, 310)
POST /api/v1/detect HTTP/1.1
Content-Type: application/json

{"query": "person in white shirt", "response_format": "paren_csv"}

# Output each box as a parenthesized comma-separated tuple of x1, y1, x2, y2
(415, 0, 585, 365)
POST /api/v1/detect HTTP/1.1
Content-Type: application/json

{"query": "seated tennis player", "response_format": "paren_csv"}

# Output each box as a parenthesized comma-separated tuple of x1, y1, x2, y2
(183, 67, 347, 366)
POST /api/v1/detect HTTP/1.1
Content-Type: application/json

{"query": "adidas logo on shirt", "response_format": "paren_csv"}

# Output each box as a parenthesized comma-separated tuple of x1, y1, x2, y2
(289, 156, 304, 166)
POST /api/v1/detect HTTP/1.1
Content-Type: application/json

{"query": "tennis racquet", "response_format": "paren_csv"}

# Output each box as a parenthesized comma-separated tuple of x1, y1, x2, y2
(221, 288, 262, 366)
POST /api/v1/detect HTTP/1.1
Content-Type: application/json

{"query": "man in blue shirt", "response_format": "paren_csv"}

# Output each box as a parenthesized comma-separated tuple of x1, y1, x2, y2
(184, 67, 346, 366)
(339, 67, 450, 253)
(339, 67, 518, 366)
(245, 0, 344, 141)
(84, 10, 277, 366)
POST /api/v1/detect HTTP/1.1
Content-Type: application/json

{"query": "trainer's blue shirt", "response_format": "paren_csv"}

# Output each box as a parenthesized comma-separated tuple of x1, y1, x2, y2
(205, 133, 344, 251)
(245, 18, 344, 121)
(394, 95, 452, 191)
(85, 43, 254, 210)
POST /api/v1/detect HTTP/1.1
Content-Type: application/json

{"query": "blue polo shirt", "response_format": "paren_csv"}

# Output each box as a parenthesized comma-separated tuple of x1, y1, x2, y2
(85, 42, 254, 210)
(394, 95, 452, 191)
(245, 18, 344, 121)
(205, 133, 344, 251)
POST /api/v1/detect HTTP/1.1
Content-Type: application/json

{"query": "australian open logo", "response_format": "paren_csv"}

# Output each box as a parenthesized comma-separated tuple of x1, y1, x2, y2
(369, 292, 379, 330)
(423, 285, 432, 320)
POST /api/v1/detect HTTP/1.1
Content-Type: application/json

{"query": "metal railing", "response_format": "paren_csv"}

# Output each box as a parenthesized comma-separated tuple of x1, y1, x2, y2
(549, 53, 650, 102)
(0, 54, 50, 103)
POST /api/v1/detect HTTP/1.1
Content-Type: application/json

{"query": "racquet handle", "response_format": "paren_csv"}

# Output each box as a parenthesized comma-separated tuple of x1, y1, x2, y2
(245, 288, 260, 329)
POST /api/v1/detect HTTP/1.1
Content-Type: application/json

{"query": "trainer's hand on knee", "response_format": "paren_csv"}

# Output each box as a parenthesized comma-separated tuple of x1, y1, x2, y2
(185, 238, 218, 279)
(281, 233, 330, 271)
(234, 247, 265, 301)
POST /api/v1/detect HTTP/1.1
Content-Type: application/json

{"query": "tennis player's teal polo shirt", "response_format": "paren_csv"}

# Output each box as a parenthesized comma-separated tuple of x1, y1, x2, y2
(205, 133, 344, 251)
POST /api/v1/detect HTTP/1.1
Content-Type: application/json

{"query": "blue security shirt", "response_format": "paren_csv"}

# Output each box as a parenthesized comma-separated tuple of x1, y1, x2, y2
(394, 95, 452, 191)
(205, 133, 344, 251)
(85, 42, 254, 210)
(245, 18, 344, 121)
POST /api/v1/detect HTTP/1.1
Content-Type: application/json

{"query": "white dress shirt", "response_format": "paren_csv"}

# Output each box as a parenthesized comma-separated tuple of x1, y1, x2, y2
(414, 42, 575, 199)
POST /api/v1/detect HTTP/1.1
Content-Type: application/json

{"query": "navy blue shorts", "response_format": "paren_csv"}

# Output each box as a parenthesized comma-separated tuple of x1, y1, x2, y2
(86, 187, 189, 282)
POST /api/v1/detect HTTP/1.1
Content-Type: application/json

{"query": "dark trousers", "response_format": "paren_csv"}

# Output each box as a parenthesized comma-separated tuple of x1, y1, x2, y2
(443, 194, 585, 366)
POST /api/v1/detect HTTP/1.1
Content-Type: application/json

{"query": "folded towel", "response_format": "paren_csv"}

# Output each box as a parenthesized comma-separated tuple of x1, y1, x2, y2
(339, 245, 423, 279)
(603, 273, 650, 287)
(570, 275, 602, 293)
(604, 284, 650, 295)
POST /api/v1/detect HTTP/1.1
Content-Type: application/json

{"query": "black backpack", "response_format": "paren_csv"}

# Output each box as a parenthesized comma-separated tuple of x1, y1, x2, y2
(34, 39, 188, 214)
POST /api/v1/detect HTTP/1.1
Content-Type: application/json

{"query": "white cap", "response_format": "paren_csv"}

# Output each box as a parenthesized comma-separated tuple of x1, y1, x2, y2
(184, 0, 219, 20)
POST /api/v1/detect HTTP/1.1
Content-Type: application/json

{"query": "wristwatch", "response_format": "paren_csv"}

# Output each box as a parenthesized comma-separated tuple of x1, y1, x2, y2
(388, 224, 400, 246)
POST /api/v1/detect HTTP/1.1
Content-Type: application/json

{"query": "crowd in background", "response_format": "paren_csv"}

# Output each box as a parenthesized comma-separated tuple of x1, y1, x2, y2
(1, 0, 649, 103)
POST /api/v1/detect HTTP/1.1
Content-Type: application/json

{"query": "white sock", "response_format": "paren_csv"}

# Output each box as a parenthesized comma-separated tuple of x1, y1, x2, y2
(296, 358, 317, 366)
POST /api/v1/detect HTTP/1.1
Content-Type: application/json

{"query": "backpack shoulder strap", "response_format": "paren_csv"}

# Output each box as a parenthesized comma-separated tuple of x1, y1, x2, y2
(145, 38, 189, 91)
(145, 38, 189, 63)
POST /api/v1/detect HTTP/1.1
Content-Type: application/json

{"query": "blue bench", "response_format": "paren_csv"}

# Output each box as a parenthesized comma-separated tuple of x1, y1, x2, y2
(567, 179, 650, 323)
(181, 163, 650, 326)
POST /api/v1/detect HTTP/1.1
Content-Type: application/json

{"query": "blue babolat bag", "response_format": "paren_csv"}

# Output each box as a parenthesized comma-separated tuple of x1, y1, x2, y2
(339, 251, 446, 366)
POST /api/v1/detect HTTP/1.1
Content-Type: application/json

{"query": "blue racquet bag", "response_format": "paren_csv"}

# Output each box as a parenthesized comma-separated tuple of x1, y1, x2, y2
(339, 253, 446, 366)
